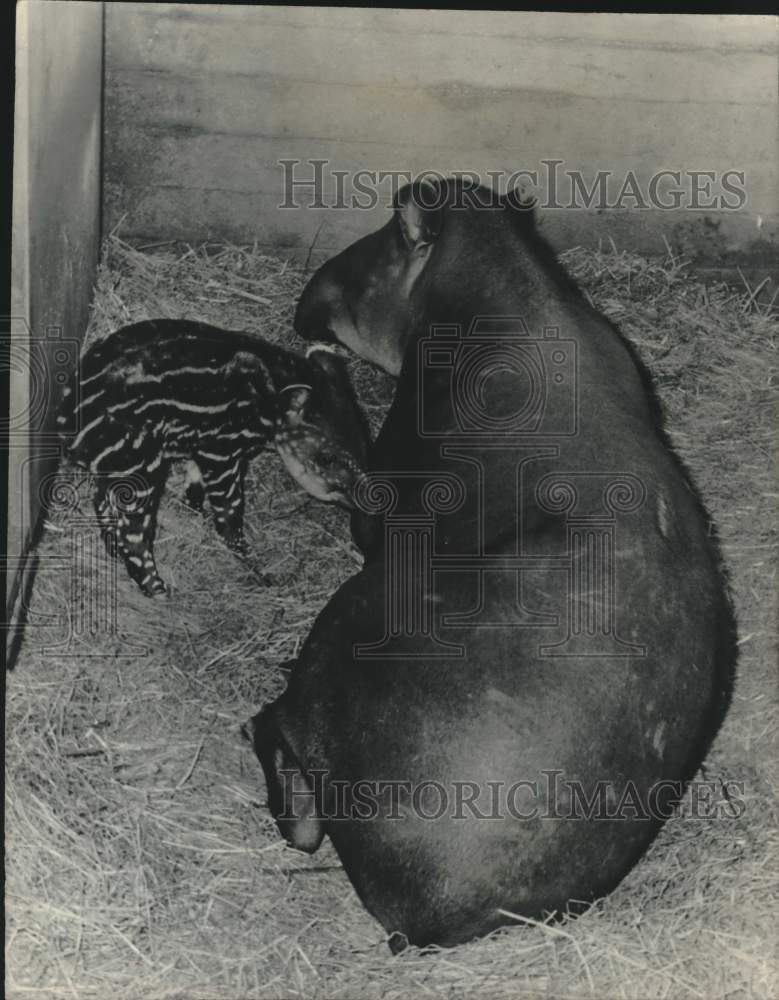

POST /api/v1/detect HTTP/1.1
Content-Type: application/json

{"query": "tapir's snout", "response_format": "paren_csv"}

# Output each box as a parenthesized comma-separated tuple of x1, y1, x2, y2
(292, 219, 414, 375)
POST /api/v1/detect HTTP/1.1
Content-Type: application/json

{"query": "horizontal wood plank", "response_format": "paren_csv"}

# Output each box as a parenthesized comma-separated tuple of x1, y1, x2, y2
(104, 7, 778, 269)
(106, 9, 774, 105)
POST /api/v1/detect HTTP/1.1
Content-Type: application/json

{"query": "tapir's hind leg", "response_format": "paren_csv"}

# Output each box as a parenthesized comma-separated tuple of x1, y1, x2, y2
(95, 453, 170, 596)
(116, 469, 169, 596)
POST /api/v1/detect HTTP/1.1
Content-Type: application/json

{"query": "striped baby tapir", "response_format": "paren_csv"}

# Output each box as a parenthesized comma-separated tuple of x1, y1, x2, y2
(58, 319, 369, 596)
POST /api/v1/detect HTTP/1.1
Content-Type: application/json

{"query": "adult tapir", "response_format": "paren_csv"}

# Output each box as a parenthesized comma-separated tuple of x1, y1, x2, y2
(246, 178, 735, 951)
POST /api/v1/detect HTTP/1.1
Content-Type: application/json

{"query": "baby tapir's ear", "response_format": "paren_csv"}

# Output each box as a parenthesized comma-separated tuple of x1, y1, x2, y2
(244, 704, 325, 854)
(278, 383, 312, 427)
(305, 343, 351, 388)
(394, 178, 445, 250)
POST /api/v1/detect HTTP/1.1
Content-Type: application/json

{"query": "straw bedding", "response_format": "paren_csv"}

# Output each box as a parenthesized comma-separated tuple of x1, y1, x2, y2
(5, 234, 777, 999)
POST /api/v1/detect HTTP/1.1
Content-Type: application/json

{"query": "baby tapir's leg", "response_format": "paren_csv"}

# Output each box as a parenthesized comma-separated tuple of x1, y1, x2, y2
(119, 466, 169, 595)
(197, 450, 248, 554)
(94, 461, 169, 596)
(183, 459, 206, 511)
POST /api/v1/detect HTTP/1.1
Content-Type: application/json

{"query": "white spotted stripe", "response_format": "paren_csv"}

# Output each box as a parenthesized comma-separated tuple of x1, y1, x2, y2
(77, 389, 106, 411)
(123, 364, 230, 383)
(70, 412, 105, 449)
(206, 464, 237, 486)
(109, 397, 234, 416)
(89, 437, 130, 472)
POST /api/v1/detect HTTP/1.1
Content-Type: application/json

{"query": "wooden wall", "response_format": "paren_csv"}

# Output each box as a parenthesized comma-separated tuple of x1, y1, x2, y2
(104, 6, 777, 276)
(8, 0, 103, 657)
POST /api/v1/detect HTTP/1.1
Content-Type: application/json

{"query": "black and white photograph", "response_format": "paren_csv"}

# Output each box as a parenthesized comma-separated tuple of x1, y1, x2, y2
(5, 4, 778, 998)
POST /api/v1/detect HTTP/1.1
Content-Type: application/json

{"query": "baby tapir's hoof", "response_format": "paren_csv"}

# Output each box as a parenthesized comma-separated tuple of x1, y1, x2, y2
(124, 559, 167, 596)
(140, 574, 167, 598)
(224, 532, 249, 557)
(212, 512, 248, 555)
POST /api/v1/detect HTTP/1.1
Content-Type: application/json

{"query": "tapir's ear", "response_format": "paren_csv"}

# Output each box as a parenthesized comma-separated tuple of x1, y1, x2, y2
(395, 179, 445, 250)
(245, 704, 325, 854)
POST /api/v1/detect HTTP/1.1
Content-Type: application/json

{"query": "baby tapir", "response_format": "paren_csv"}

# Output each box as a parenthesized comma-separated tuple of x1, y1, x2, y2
(59, 319, 368, 595)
